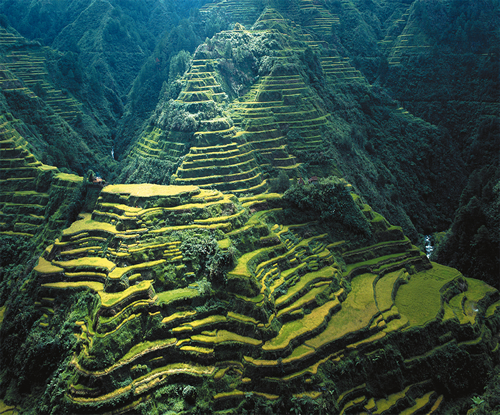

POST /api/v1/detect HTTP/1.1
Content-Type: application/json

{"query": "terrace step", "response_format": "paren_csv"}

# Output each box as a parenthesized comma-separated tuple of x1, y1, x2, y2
(2, 45, 82, 121)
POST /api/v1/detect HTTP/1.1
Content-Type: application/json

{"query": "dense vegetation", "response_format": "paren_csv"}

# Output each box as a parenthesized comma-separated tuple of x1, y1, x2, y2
(0, 0, 498, 413)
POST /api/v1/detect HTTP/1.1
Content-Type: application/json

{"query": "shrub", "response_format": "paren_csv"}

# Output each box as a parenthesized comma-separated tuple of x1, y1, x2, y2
(283, 177, 372, 243)
(269, 170, 290, 193)
(178, 230, 232, 285)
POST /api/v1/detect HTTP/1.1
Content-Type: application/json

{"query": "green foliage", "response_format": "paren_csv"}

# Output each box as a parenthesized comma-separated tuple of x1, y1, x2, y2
(177, 229, 232, 285)
(472, 396, 485, 406)
(466, 365, 500, 414)
(0, 237, 35, 306)
(413, 0, 499, 54)
(65, 181, 87, 224)
(436, 166, 500, 289)
(0, 2, 498, 414)
(0, 285, 95, 408)
(269, 170, 291, 193)
(0, 13, 9, 28)
(283, 176, 372, 243)
(169, 50, 192, 80)
(434, 117, 499, 288)
(118, 155, 175, 185)
(185, 99, 222, 130)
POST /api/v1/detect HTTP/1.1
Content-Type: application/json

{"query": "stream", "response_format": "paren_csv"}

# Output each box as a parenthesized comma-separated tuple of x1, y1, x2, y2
(424, 235, 434, 258)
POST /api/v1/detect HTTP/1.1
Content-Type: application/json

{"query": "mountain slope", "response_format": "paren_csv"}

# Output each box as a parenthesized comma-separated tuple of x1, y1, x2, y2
(120, 9, 466, 240)
(0, 1, 498, 414)
(1, 180, 498, 414)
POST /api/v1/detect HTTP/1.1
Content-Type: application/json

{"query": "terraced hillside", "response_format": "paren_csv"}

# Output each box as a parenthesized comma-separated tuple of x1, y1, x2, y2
(320, 55, 366, 84)
(0, 2, 498, 414)
(0, 113, 84, 242)
(126, 9, 345, 190)
(224, 9, 330, 168)
(382, 8, 431, 66)
(201, 0, 265, 27)
(31, 181, 500, 414)
(168, 52, 266, 194)
(127, 41, 267, 193)
(297, 0, 340, 38)
(377, 1, 414, 57)
(0, 28, 82, 122)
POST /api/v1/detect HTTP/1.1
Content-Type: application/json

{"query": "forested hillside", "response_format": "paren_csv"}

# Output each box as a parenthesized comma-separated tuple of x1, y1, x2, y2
(0, 0, 498, 414)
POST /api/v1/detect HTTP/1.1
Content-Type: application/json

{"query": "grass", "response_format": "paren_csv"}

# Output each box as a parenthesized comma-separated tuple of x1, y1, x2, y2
(0, 306, 5, 328)
(280, 354, 330, 380)
(448, 293, 470, 324)
(59, 246, 103, 256)
(441, 302, 457, 322)
(277, 285, 329, 318)
(347, 331, 386, 350)
(193, 208, 246, 224)
(375, 270, 404, 312)
(54, 172, 82, 183)
(383, 315, 409, 333)
(103, 184, 199, 198)
(294, 391, 322, 399)
(98, 280, 153, 308)
(305, 273, 378, 350)
(0, 231, 34, 237)
(234, 293, 265, 304)
(400, 392, 435, 415)
(263, 299, 339, 351)
(191, 330, 262, 346)
(62, 213, 118, 236)
(372, 384, 412, 414)
(230, 244, 285, 278)
(159, 193, 232, 211)
(276, 266, 334, 308)
(150, 222, 231, 234)
(184, 315, 227, 329)
(345, 251, 413, 276)
(95, 298, 152, 332)
(64, 271, 107, 280)
(156, 288, 199, 306)
(99, 203, 142, 215)
(382, 305, 400, 321)
(227, 311, 258, 325)
(446, 278, 496, 324)
(213, 390, 245, 400)
(269, 263, 307, 295)
(218, 238, 231, 249)
(340, 396, 366, 415)
(395, 263, 460, 327)
(88, 324, 177, 377)
(72, 362, 215, 404)
(180, 345, 214, 354)
(425, 395, 443, 414)
(162, 310, 197, 325)
(134, 363, 215, 395)
(34, 257, 64, 274)
(108, 260, 165, 280)
(464, 278, 497, 303)
(486, 300, 500, 318)
(41, 281, 105, 293)
(239, 193, 282, 204)
(0, 399, 19, 415)
(53, 257, 116, 272)
(337, 384, 367, 404)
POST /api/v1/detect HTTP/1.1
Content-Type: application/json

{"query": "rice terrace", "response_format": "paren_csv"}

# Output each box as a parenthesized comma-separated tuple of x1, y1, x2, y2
(0, 0, 498, 414)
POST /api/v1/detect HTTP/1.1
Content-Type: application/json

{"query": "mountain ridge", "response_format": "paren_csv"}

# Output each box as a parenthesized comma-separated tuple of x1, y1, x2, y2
(0, 1, 498, 413)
